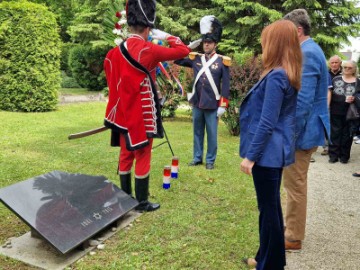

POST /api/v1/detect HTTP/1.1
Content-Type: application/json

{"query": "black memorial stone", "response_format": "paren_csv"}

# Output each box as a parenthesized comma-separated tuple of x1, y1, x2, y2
(0, 171, 138, 254)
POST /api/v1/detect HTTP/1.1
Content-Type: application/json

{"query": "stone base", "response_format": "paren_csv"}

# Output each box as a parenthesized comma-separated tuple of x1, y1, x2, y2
(0, 211, 141, 270)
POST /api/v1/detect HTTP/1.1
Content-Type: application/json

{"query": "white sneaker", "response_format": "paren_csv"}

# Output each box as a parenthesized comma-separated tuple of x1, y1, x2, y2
(353, 136, 360, 141)
(355, 139, 360, 144)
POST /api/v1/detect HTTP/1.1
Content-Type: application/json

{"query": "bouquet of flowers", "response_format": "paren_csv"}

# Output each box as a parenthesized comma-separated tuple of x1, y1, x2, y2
(113, 10, 128, 45)
(102, 0, 128, 46)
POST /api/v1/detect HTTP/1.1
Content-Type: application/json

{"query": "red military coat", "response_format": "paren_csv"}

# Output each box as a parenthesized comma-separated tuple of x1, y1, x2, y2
(104, 34, 190, 150)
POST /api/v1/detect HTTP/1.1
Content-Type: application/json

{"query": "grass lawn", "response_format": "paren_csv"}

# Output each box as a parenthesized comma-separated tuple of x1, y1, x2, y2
(0, 102, 258, 270)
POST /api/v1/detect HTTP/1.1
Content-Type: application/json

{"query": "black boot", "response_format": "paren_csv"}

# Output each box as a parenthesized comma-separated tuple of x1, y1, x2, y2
(135, 176, 160, 212)
(120, 173, 132, 195)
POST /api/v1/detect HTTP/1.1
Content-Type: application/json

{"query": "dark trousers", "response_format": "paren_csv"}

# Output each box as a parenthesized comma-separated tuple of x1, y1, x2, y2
(329, 114, 353, 162)
(253, 164, 285, 270)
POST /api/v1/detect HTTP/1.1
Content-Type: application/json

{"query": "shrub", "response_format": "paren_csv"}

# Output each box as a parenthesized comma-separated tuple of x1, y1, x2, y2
(61, 42, 76, 75)
(161, 94, 183, 118)
(155, 62, 188, 118)
(222, 57, 263, 136)
(60, 71, 81, 88)
(68, 44, 107, 91)
(0, 0, 61, 112)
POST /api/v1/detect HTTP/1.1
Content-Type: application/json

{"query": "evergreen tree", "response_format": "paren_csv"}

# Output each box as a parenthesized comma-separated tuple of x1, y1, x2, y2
(158, 0, 360, 58)
(66, 0, 117, 90)
(29, 0, 83, 42)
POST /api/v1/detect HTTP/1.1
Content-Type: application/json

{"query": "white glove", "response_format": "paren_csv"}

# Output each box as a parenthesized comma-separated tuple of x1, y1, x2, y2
(151, 29, 170, 40)
(217, 107, 226, 117)
(188, 38, 202, 50)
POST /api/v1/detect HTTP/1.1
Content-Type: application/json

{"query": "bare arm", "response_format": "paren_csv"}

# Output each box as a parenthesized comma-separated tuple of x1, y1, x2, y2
(327, 89, 332, 108)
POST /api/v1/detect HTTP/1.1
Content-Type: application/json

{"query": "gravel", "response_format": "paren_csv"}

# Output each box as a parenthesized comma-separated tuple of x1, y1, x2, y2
(285, 145, 360, 269)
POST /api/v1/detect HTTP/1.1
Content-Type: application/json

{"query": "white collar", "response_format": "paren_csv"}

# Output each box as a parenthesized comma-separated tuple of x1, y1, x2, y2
(128, 34, 145, 41)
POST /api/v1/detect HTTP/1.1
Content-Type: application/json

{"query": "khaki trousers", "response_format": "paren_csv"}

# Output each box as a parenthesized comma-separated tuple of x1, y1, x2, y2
(283, 147, 317, 241)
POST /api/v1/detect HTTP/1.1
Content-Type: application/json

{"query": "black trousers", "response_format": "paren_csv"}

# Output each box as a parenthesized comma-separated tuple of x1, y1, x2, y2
(329, 114, 353, 162)
(253, 164, 285, 270)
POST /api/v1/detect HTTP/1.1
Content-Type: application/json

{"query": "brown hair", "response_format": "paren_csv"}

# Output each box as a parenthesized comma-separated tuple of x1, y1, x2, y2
(261, 20, 302, 90)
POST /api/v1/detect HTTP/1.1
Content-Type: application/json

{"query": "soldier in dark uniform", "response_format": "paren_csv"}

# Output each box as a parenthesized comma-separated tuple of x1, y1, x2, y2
(174, 16, 230, 170)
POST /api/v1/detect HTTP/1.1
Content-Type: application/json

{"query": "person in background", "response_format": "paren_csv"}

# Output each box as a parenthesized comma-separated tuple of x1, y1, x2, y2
(352, 67, 360, 178)
(329, 55, 343, 79)
(328, 60, 359, 164)
(103, 0, 191, 211)
(322, 55, 343, 155)
(174, 15, 230, 170)
(282, 9, 330, 250)
(240, 19, 302, 270)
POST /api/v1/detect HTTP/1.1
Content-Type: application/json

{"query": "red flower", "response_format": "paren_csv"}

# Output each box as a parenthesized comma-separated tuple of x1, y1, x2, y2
(115, 23, 122, 29)
(115, 11, 122, 18)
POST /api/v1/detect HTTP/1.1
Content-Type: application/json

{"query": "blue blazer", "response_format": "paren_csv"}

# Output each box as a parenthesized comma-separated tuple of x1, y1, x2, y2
(240, 69, 297, 168)
(295, 38, 330, 149)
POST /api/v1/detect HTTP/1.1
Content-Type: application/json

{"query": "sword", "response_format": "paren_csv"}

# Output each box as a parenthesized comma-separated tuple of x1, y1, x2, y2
(68, 126, 109, 140)
(69, 125, 175, 156)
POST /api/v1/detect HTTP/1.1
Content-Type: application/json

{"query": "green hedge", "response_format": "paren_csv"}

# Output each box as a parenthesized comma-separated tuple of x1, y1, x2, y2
(68, 44, 107, 91)
(61, 42, 76, 74)
(0, 0, 61, 112)
(60, 71, 81, 88)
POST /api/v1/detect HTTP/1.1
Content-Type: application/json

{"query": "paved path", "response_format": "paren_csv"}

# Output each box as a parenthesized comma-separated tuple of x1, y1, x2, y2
(285, 145, 360, 269)
(59, 93, 106, 104)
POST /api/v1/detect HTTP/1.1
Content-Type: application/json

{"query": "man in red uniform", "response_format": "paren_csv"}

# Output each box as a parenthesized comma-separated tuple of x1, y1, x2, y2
(104, 0, 191, 212)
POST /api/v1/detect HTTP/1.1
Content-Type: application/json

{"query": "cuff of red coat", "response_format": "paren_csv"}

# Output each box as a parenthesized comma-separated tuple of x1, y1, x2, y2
(218, 97, 229, 108)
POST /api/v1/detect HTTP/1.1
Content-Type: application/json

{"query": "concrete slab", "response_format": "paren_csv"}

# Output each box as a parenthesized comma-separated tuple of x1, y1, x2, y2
(0, 210, 141, 270)
(59, 94, 106, 104)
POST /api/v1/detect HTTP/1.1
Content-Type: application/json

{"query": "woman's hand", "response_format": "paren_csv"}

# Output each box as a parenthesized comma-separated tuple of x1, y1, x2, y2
(345, 96, 355, 103)
(240, 158, 255, 176)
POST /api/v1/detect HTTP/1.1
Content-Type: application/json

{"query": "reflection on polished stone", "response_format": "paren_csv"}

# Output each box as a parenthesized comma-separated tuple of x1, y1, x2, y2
(0, 171, 138, 254)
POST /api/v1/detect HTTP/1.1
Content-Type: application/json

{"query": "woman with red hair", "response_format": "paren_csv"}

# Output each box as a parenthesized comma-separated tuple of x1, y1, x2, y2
(240, 20, 302, 270)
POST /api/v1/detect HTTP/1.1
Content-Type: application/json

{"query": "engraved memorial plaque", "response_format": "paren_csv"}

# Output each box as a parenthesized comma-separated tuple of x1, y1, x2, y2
(0, 171, 138, 254)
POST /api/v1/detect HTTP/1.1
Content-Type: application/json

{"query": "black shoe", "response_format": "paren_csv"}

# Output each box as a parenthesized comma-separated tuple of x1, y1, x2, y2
(188, 160, 203, 166)
(321, 149, 329, 156)
(135, 201, 160, 212)
(352, 172, 360, 177)
(340, 159, 348, 164)
(206, 163, 214, 170)
(329, 158, 338, 163)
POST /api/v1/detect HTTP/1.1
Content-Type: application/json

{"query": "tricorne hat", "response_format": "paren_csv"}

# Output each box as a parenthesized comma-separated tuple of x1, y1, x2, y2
(200, 15, 222, 43)
(126, 0, 156, 28)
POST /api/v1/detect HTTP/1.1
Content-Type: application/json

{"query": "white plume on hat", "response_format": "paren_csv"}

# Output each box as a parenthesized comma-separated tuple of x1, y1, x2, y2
(199, 15, 222, 43)
(200, 15, 215, 35)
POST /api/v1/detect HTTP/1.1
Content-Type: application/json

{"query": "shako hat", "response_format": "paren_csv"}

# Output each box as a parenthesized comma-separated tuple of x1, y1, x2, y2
(200, 15, 222, 43)
(126, 0, 156, 28)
